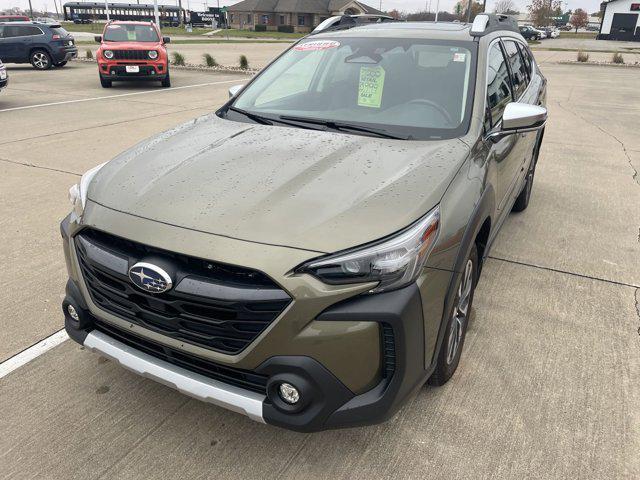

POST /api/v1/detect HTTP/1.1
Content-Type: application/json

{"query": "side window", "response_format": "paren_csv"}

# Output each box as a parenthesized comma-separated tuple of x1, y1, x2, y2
(503, 40, 528, 99)
(3, 25, 20, 38)
(518, 43, 534, 78)
(24, 26, 43, 36)
(485, 42, 512, 130)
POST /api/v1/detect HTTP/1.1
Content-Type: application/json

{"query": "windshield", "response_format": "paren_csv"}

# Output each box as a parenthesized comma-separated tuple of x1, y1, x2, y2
(227, 37, 476, 140)
(103, 24, 159, 42)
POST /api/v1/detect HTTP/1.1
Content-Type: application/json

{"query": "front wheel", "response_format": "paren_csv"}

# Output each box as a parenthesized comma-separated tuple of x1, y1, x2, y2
(99, 77, 112, 88)
(160, 71, 171, 88)
(428, 245, 478, 386)
(30, 50, 52, 70)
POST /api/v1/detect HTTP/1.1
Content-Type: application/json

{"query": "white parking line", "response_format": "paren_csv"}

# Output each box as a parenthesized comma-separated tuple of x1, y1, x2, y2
(0, 78, 250, 113)
(0, 329, 69, 379)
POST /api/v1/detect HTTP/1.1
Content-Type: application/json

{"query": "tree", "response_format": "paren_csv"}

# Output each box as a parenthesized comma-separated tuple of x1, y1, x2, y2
(570, 9, 589, 32)
(454, 1, 483, 21)
(494, 0, 516, 14)
(387, 8, 401, 19)
(527, 0, 562, 27)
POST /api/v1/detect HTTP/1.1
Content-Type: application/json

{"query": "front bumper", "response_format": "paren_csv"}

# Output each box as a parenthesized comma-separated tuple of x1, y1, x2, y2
(61, 210, 447, 431)
(99, 63, 167, 81)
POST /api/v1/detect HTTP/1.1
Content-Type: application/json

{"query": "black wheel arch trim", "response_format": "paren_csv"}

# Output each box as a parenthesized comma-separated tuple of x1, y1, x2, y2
(428, 184, 494, 371)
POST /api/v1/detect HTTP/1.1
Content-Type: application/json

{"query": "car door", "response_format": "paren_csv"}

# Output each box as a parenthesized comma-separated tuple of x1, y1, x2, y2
(484, 40, 522, 217)
(502, 39, 538, 182)
(0, 25, 20, 61)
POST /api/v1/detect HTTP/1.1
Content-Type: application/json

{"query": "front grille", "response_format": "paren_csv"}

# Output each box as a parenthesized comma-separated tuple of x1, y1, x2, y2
(94, 319, 268, 394)
(75, 228, 291, 354)
(112, 49, 151, 60)
(381, 323, 396, 378)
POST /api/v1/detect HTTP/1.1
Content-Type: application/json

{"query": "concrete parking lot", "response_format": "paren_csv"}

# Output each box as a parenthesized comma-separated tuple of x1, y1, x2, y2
(0, 58, 639, 479)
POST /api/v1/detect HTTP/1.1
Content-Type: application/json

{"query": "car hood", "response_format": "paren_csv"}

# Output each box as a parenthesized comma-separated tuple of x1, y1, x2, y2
(88, 114, 470, 253)
(101, 41, 162, 49)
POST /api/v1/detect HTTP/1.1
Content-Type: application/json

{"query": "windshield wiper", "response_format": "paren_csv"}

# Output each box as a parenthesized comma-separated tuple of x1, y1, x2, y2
(227, 106, 274, 125)
(279, 115, 409, 140)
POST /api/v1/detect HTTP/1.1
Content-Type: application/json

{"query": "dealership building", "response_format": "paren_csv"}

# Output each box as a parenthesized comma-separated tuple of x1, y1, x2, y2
(598, 0, 640, 41)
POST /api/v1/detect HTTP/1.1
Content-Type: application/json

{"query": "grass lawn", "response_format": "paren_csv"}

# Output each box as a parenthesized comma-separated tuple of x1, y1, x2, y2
(209, 29, 304, 39)
(558, 31, 598, 39)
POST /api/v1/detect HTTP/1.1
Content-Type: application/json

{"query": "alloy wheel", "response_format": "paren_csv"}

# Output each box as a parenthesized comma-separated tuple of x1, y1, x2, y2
(446, 259, 473, 365)
(33, 52, 49, 69)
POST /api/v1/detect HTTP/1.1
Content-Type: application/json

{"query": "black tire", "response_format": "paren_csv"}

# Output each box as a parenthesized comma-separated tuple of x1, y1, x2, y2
(428, 244, 478, 387)
(54, 61, 67, 67)
(30, 50, 52, 70)
(99, 77, 112, 88)
(161, 71, 171, 88)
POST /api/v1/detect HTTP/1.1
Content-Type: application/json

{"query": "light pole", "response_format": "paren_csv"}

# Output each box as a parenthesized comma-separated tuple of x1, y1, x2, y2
(27, 0, 34, 18)
(104, 0, 110, 21)
(435, 0, 439, 21)
(153, 0, 160, 29)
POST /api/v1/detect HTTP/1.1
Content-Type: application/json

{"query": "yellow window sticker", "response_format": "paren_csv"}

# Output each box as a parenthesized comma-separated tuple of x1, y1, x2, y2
(358, 66, 385, 108)
(127, 31, 136, 41)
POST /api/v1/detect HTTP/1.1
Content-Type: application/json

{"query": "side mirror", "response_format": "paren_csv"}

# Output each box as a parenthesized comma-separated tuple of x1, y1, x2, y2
(488, 102, 547, 141)
(163, 36, 170, 44)
(94, 35, 102, 43)
(228, 84, 245, 98)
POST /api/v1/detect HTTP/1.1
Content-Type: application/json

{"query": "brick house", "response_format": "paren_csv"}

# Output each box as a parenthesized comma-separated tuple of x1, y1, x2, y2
(227, 0, 384, 33)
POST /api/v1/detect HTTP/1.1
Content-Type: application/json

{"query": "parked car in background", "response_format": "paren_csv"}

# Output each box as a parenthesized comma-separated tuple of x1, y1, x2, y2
(73, 18, 93, 24)
(95, 21, 170, 88)
(34, 17, 59, 25)
(519, 25, 542, 40)
(62, 14, 547, 432)
(0, 58, 7, 92)
(0, 15, 29, 22)
(542, 27, 559, 38)
(0, 21, 77, 69)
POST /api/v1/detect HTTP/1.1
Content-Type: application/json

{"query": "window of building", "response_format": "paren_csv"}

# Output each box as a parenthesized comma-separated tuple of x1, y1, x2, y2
(247, 14, 252, 23)
(298, 15, 305, 26)
(262, 14, 269, 24)
(486, 42, 512, 130)
(280, 15, 285, 24)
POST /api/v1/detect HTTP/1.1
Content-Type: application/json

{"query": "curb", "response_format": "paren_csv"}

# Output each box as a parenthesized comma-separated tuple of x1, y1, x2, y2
(558, 60, 640, 68)
(72, 57, 259, 75)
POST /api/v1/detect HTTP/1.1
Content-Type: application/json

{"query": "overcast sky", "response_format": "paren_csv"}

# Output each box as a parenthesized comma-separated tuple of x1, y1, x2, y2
(0, 0, 604, 16)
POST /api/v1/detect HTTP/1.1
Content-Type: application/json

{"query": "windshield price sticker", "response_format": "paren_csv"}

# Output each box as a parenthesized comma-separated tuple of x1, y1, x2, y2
(453, 53, 466, 62)
(358, 66, 386, 108)
(127, 31, 136, 41)
(294, 40, 340, 52)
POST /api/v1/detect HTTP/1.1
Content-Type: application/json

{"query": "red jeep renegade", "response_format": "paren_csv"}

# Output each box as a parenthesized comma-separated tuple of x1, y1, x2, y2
(95, 21, 171, 88)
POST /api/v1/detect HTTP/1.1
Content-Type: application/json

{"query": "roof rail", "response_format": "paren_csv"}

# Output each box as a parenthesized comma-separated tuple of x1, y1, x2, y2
(470, 13, 519, 36)
(311, 14, 397, 34)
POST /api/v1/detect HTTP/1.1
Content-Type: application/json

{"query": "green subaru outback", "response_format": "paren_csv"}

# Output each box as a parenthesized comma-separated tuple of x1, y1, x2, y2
(61, 14, 547, 431)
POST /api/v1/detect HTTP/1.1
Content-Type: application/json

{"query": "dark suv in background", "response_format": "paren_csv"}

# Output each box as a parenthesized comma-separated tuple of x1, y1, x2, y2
(0, 21, 77, 69)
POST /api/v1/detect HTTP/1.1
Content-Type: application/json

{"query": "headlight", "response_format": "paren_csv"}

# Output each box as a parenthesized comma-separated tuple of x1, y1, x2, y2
(148, 50, 158, 59)
(103, 50, 114, 59)
(68, 162, 106, 221)
(298, 206, 440, 294)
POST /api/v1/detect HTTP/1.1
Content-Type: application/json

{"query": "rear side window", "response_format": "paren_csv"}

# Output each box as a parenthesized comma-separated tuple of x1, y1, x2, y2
(50, 27, 69, 37)
(517, 43, 534, 77)
(4, 25, 42, 37)
(485, 42, 512, 130)
(503, 40, 528, 99)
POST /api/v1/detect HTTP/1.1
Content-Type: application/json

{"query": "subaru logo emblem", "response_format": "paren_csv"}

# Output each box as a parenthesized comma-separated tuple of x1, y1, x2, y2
(128, 262, 172, 294)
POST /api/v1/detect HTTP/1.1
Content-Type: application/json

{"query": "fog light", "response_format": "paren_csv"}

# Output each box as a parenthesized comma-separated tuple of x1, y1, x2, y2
(278, 383, 300, 404)
(67, 304, 79, 321)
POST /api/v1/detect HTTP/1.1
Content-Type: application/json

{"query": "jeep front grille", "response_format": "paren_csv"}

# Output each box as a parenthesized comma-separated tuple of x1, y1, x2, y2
(75, 229, 291, 355)
(112, 50, 151, 60)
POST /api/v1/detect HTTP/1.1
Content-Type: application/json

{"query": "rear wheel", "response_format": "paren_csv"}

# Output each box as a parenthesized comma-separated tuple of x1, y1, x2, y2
(30, 50, 52, 70)
(428, 245, 478, 386)
(99, 77, 112, 88)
